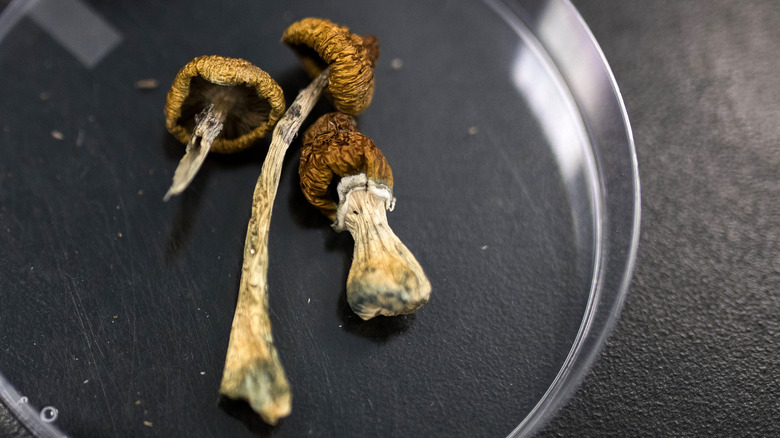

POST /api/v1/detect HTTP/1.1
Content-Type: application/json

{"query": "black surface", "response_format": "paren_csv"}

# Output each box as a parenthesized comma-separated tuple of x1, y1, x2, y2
(2, 0, 777, 437)
(1, 1, 597, 437)
(542, 1, 780, 436)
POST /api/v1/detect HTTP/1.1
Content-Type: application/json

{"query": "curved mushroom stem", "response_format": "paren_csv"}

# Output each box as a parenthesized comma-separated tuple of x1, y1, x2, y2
(335, 174, 431, 320)
(163, 104, 225, 201)
(219, 69, 329, 424)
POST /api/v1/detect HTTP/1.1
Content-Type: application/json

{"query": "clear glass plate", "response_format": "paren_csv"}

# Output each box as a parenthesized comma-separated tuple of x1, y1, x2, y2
(0, 0, 638, 436)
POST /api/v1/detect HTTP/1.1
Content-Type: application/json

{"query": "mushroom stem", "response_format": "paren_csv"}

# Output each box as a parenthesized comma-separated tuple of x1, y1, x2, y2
(335, 174, 431, 320)
(163, 104, 225, 201)
(219, 69, 329, 424)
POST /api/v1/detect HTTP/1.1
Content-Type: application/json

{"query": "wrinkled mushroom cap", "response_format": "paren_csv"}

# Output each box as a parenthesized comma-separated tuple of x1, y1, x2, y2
(164, 55, 286, 154)
(282, 18, 379, 116)
(299, 112, 393, 220)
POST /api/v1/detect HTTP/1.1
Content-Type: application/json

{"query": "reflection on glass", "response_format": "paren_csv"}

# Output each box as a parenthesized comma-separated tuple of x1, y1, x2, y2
(511, 40, 599, 271)
(511, 43, 587, 186)
(0, 0, 38, 43)
(0, 0, 121, 68)
(534, 0, 612, 123)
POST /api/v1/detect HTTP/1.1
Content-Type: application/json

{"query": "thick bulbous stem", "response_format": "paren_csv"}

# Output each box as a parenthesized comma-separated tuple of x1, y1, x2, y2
(338, 176, 431, 320)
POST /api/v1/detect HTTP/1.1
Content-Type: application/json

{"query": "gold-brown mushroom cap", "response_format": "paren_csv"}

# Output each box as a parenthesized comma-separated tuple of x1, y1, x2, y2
(299, 112, 393, 220)
(282, 18, 379, 116)
(164, 55, 286, 154)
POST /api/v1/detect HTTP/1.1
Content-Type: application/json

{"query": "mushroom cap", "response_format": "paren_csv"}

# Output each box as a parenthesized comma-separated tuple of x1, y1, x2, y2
(164, 55, 286, 154)
(299, 112, 393, 220)
(282, 18, 379, 116)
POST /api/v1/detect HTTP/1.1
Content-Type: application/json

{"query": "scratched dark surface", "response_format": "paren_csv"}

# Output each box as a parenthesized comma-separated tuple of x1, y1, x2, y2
(0, 1, 602, 437)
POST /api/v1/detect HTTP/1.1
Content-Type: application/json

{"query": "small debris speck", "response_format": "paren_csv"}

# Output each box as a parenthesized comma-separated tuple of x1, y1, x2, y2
(39, 92, 50, 100)
(117, 232, 123, 238)
(116, 205, 121, 210)
(135, 400, 141, 405)
(135, 78, 159, 90)
(390, 58, 403, 70)
(307, 298, 311, 304)
(137, 189, 144, 196)
(200, 371, 206, 375)
(143, 421, 153, 427)
(468, 126, 479, 135)
(481, 245, 488, 250)
(83, 379, 89, 384)
(51, 130, 64, 140)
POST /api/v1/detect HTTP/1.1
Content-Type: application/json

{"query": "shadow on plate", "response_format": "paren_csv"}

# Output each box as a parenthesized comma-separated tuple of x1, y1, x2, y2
(217, 396, 281, 438)
(337, 291, 416, 342)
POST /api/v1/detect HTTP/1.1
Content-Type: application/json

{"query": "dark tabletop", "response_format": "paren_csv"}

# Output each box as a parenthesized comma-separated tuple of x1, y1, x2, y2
(542, 1, 779, 436)
(1, 1, 778, 437)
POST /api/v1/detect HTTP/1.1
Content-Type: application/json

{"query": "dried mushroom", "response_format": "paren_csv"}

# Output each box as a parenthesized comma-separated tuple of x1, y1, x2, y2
(300, 112, 431, 320)
(219, 18, 378, 424)
(217, 74, 327, 425)
(282, 17, 379, 115)
(163, 55, 285, 200)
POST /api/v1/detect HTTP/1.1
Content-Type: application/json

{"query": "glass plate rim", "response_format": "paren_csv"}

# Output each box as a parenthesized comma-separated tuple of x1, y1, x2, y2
(0, 0, 640, 436)
(494, 0, 641, 436)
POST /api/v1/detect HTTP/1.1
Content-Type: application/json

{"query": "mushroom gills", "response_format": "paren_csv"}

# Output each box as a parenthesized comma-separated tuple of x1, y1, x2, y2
(337, 174, 431, 320)
(178, 77, 273, 140)
(164, 60, 285, 201)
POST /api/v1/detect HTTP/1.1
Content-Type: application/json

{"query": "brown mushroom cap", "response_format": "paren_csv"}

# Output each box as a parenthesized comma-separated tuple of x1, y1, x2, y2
(282, 18, 379, 116)
(164, 55, 286, 154)
(299, 112, 393, 220)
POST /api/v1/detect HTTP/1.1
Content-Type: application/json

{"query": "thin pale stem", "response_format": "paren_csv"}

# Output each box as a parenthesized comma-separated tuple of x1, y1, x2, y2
(163, 104, 224, 201)
(338, 174, 432, 320)
(219, 69, 329, 424)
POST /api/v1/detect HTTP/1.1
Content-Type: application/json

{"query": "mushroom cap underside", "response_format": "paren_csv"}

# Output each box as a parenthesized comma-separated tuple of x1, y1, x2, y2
(282, 18, 378, 116)
(299, 112, 393, 219)
(164, 55, 285, 154)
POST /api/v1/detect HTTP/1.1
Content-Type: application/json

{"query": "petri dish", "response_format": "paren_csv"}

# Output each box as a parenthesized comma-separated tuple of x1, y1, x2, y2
(0, 0, 639, 436)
